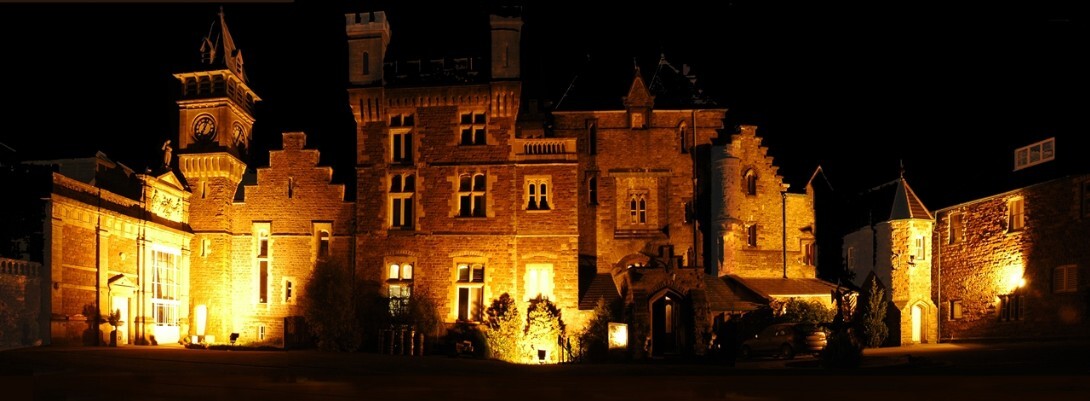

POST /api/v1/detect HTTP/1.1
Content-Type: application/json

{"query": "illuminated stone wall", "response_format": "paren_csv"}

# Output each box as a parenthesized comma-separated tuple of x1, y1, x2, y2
(935, 174, 1090, 340)
(186, 133, 354, 346)
(713, 125, 817, 279)
(352, 80, 583, 333)
(46, 172, 192, 346)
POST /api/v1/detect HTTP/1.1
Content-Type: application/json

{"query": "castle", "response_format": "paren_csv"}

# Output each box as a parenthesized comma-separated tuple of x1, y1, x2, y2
(2, 8, 842, 355)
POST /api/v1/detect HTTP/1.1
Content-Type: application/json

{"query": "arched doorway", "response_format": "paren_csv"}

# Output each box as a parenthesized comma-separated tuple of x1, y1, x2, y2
(911, 304, 923, 343)
(650, 290, 683, 356)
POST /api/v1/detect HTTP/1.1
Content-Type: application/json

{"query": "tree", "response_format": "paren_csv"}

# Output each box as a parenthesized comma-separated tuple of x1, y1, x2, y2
(525, 296, 565, 363)
(856, 277, 889, 348)
(576, 297, 613, 362)
(301, 259, 362, 351)
(777, 298, 834, 326)
(483, 293, 523, 362)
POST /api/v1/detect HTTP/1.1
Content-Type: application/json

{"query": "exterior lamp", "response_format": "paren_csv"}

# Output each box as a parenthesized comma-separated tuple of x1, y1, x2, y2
(608, 322, 628, 349)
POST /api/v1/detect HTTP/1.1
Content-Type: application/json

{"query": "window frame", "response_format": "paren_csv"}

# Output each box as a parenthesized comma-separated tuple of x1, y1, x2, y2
(1013, 137, 1055, 171)
(744, 169, 758, 196)
(389, 173, 416, 228)
(1008, 197, 1025, 232)
(457, 173, 487, 218)
(948, 212, 964, 244)
(455, 262, 486, 322)
(459, 111, 488, 146)
(525, 176, 552, 211)
(746, 224, 758, 247)
(1054, 264, 1078, 293)
(151, 245, 180, 326)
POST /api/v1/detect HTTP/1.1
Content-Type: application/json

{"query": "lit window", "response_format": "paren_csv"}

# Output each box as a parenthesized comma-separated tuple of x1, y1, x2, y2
(459, 112, 487, 145)
(525, 264, 554, 300)
(458, 173, 487, 217)
(949, 213, 964, 244)
(630, 112, 645, 129)
(744, 169, 757, 196)
(386, 260, 414, 315)
(1054, 265, 1078, 293)
(526, 178, 551, 211)
(949, 300, 963, 320)
(255, 224, 271, 304)
(1013, 137, 1055, 171)
(390, 174, 415, 228)
(1008, 198, 1024, 232)
(747, 224, 758, 247)
(152, 247, 179, 326)
(456, 263, 485, 322)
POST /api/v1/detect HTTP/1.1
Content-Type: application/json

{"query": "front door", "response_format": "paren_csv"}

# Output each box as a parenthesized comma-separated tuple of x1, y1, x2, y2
(112, 296, 129, 345)
(911, 305, 923, 343)
(651, 295, 678, 355)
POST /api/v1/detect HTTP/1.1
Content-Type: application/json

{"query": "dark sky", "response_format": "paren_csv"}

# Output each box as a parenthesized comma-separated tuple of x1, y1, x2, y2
(0, 1, 1082, 210)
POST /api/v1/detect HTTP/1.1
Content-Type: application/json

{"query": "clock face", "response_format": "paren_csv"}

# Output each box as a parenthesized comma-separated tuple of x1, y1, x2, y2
(193, 115, 217, 143)
(232, 124, 246, 145)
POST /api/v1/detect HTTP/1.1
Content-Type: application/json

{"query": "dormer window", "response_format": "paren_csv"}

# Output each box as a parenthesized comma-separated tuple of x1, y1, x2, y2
(630, 111, 646, 129)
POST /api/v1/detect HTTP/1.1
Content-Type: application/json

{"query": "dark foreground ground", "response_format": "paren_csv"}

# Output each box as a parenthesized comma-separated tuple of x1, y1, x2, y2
(2, 339, 1089, 401)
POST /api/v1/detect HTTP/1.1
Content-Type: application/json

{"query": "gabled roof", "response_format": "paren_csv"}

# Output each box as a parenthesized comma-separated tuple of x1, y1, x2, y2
(623, 66, 654, 109)
(578, 273, 620, 310)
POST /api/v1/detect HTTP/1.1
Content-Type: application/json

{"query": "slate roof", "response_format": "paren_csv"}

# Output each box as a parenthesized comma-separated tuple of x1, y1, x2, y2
(704, 275, 764, 312)
(578, 273, 620, 310)
(725, 275, 842, 301)
(846, 176, 932, 231)
(554, 54, 718, 111)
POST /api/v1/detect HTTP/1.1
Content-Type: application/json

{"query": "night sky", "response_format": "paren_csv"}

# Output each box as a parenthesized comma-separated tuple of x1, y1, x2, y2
(0, 0, 1081, 210)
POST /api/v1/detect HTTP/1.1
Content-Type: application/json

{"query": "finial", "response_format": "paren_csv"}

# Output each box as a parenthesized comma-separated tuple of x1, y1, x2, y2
(899, 159, 905, 178)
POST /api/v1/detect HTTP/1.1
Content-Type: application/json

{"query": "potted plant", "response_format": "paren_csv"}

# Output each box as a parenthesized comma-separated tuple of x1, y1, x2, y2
(107, 309, 122, 347)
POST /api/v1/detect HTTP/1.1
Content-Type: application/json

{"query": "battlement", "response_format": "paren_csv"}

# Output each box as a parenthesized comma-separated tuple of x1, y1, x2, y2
(346, 11, 390, 35)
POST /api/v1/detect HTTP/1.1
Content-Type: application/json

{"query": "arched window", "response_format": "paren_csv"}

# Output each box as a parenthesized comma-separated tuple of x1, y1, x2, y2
(745, 169, 758, 195)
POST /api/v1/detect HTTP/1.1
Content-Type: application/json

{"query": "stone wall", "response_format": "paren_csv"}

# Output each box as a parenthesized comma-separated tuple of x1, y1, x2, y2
(935, 174, 1090, 340)
(0, 258, 41, 347)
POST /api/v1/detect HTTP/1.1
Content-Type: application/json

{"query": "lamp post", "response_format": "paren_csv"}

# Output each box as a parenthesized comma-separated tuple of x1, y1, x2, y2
(781, 184, 788, 279)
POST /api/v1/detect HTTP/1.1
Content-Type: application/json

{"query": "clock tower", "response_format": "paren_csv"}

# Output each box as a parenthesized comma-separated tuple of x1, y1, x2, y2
(175, 8, 259, 342)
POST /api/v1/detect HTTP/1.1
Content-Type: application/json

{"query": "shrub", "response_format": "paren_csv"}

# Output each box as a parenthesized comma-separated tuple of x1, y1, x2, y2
(856, 278, 889, 348)
(575, 297, 613, 362)
(525, 296, 565, 363)
(483, 293, 524, 362)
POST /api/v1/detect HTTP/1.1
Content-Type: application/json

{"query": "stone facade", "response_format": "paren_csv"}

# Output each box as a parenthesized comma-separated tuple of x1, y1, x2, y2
(0, 258, 41, 347)
(183, 133, 355, 346)
(712, 125, 817, 280)
(934, 174, 1090, 341)
(842, 178, 938, 345)
(42, 159, 193, 346)
(349, 12, 581, 352)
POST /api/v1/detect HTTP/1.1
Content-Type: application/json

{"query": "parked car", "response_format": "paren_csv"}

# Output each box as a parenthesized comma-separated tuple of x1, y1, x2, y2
(739, 322, 827, 359)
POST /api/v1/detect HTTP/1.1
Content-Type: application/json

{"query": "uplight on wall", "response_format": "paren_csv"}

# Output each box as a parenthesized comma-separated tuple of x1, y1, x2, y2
(608, 322, 628, 349)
